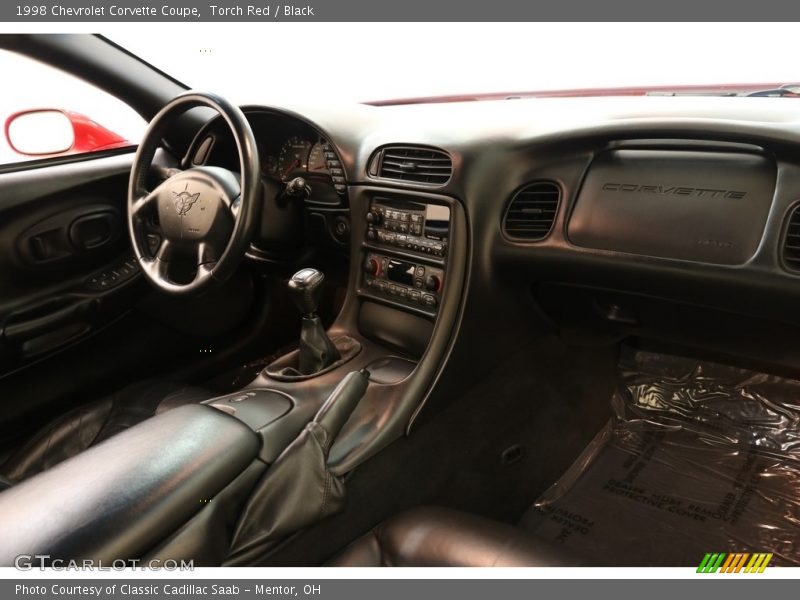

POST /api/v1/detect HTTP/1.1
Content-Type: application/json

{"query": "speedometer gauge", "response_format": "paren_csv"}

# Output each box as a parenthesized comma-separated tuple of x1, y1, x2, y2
(278, 136, 312, 180)
(307, 142, 328, 174)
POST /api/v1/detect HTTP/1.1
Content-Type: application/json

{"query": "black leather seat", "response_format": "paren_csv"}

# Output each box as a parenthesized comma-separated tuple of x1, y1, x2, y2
(0, 379, 214, 483)
(327, 507, 588, 567)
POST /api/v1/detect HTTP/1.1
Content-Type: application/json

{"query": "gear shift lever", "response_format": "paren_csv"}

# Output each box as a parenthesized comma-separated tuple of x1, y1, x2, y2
(288, 268, 340, 375)
(288, 268, 325, 317)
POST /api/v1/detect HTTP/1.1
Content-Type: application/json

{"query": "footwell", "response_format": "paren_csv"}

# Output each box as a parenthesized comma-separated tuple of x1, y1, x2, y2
(520, 348, 800, 566)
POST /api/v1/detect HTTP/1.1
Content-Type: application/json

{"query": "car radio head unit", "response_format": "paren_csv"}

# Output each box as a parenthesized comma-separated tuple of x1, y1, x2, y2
(365, 198, 450, 256)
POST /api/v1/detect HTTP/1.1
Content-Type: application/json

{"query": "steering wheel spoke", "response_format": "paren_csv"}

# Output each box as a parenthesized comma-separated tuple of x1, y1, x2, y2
(131, 187, 160, 219)
(192, 262, 214, 287)
(139, 255, 171, 283)
(155, 238, 174, 262)
(196, 241, 220, 267)
(228, 194, 242, 220)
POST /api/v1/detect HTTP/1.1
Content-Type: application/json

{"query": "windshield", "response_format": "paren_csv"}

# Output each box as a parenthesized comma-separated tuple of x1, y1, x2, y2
(111, 23, 799, 105)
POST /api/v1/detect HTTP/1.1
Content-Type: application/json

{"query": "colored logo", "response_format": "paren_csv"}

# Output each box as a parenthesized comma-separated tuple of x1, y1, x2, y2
(697, 552, 773, 573)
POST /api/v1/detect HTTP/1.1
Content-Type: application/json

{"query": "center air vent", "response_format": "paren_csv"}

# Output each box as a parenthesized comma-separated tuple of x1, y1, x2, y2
(782, 204, 800, 271)
(370, 146, 452, 185)
(502, 181, 561, 240)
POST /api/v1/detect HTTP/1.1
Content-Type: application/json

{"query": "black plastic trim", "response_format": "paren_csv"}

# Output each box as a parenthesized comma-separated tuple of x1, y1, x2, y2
(0, 146, 136, 176)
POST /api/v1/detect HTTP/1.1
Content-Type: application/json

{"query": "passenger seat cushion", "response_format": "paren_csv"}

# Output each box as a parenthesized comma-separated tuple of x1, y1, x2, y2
(0, 380, 213, 483)
(326, 507, 588, 567)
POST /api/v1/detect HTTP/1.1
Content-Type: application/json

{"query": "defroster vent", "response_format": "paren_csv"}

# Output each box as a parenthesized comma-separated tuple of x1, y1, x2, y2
(502, 181, 561, 240)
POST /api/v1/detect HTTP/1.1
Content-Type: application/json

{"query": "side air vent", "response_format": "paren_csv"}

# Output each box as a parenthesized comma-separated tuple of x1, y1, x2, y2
(782, 204, 800, 271)
(371, 146, 452, 185)
(503, 181, 561, 240)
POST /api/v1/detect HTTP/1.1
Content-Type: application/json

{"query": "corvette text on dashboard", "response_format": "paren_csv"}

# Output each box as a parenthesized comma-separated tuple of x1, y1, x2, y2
(14, 3, 317, 18)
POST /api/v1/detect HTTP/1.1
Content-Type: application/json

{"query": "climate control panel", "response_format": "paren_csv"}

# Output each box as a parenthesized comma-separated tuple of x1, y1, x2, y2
(362, 252, 444, 311)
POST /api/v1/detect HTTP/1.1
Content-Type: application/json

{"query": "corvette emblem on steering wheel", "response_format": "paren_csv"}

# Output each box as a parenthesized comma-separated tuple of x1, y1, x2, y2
(172, 183, 201, 216)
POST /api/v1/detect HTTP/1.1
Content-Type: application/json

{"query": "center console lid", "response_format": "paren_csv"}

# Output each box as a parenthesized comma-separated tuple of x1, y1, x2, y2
(0, 404, 259, 564)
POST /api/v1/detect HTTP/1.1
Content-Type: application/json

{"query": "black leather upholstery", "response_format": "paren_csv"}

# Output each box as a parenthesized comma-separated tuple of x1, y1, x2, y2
(327, 507, 588, 567)
(0, 404, 259, 566)
(226, 370, 370, 565)
(0, 379, 214, 483)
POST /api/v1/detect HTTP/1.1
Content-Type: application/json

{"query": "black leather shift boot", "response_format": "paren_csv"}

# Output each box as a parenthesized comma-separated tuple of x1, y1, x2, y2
(298, 315, 341, 375)
(264, 335, 361, 381)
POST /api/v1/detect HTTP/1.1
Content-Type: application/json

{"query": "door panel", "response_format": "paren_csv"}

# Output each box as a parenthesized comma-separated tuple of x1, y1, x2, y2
(0, 152, 138, 371)
(0, 151, 261, 449)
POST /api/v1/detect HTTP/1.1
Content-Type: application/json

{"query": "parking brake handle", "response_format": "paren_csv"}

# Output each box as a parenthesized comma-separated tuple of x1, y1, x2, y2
(314, 368, 370, 443)
(228, 369, 370, 558)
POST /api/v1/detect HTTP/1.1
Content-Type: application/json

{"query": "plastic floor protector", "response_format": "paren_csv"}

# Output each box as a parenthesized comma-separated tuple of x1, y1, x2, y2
(520, 348, 800, 566)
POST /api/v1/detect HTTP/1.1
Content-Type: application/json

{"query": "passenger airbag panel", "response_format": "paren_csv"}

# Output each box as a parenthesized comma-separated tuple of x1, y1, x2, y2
(568, 149, 776, 265)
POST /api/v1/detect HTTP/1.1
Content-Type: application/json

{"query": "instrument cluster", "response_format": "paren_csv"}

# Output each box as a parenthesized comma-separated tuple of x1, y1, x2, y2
(260, 135, 346, 195)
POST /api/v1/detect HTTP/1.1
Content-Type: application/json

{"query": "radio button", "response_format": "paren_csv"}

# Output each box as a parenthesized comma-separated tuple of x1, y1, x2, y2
(422, 294, 437, 307)
(398, 287, 409, 299)
(409, 290, 421, 303)
(410, 214, 422, 223)
(415, 266, 425, 277)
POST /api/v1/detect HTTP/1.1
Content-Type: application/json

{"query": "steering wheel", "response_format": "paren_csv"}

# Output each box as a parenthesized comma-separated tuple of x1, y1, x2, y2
(128, 91, 260, 295)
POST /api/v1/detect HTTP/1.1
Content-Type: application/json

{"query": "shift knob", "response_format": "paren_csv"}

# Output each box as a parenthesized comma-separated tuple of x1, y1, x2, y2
(288, 268, 325, 317)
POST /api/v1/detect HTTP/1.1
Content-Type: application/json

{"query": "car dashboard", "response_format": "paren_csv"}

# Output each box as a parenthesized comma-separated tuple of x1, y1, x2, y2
(187, 95, 800, 399)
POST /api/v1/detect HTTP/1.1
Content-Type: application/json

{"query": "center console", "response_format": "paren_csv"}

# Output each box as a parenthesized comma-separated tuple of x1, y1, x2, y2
(228, 186, 465, 481)
(360, 198, 451, 317)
